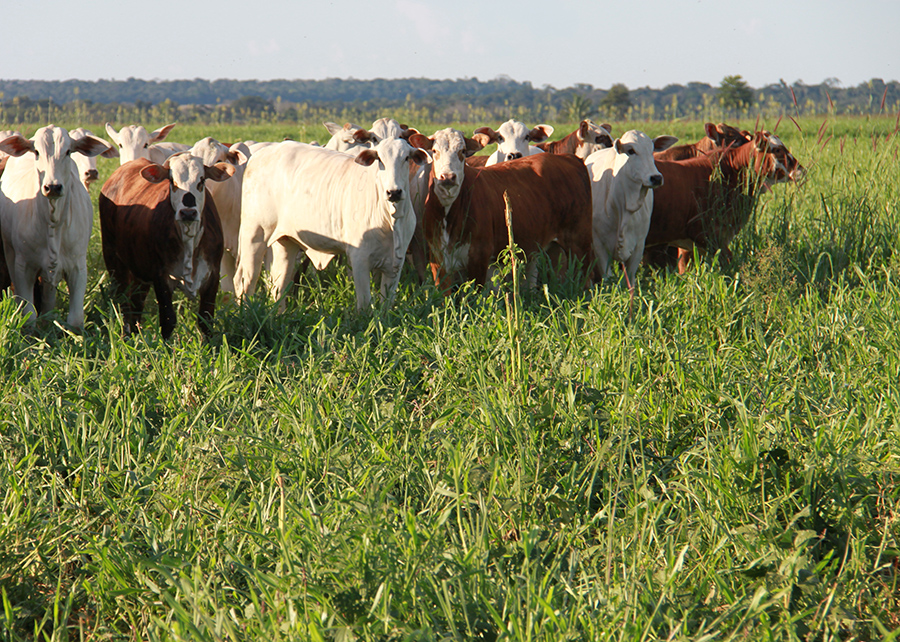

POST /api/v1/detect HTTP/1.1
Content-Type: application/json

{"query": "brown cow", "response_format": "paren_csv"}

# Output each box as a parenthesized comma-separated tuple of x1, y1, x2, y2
(536, 119, 614, 158)
(646, 131, 803, 273)
(99, 154, 234, 339)
(654, 122, 752, 161)
(410, 128, 594, 292)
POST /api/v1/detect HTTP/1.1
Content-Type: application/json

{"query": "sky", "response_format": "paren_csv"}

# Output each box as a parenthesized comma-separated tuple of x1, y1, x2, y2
(3, 0, 898, 91)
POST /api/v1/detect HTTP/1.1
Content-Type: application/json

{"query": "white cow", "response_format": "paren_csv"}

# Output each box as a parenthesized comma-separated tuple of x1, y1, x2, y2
(234, 138, 430, 310)
(585, 130, 677, 296)
(473, 119, 553, 166)
(0, 126, 114, 327)
(105, 122, 190, 165)
(323, 122, 365, 152)
(69, 128, 119, 190)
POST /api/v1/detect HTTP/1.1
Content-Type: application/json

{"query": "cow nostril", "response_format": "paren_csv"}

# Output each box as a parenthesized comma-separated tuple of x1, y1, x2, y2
(180, 209, 198, 222)
(507, 153, 522, 161)
(386, 189, 403, 203)
(649, 175, 663, 187)
(43, 184, 63, 198)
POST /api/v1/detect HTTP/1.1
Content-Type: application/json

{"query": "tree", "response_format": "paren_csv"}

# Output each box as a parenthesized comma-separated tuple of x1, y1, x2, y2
(599, 84, 631, 120)
(565, 94, 595, 122)
(718, 75, 754, 112)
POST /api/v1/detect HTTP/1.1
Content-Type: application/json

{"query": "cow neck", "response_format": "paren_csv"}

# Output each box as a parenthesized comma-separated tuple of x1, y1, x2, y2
(717, 143, 770, 196)
(538, 131, 577, 155)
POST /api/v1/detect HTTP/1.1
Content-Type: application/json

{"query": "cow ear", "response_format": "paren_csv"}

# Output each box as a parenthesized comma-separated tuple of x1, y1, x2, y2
(464, 136, 484, 156)
(323, 121, 343, 136)
(527, 124, 553, 143)
(409, 149, 431, 166)
(71, 134, 115, 158)
(614, 138, 624, 154)
(408, 133, 433, 150)
(0, 134, 35, 158)
(105, 122, 120, 142)
(653, 135, 679, 152)
(101, 144, 120, 159)
(578, 120, 592, 141)
(471, 132, 493, 148)
(401, 125, 420, 140)
(353, 128, 374, 144)
(473, 127, 499, 145)
(355, 149, 379, 167)
(601, 123, 613, 135)
(140, 163, 170, 184)
(206, 162, 236, 182)
(754, 131, 770, 151)
(226, 142, 251, 165)
(149, 123, 177, 144)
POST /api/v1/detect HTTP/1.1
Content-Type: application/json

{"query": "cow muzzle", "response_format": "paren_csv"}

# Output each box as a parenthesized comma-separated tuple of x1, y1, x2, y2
(647, 174, 663, 188)
(42, 183, 63, 199)
(84, 170, 99, 184)
(386, 189, 403, 203)
(178, 208, 199, 223)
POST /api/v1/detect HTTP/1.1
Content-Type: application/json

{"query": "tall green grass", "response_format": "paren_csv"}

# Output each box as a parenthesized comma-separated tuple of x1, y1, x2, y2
(1, 116, 899, 640)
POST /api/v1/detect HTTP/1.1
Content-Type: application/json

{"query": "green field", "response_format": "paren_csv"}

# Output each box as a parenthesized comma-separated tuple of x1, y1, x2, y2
(1, 116, 899, 641)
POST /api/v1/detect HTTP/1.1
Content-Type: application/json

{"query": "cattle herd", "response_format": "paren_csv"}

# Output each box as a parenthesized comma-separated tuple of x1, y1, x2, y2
(0, 117, 804, 338)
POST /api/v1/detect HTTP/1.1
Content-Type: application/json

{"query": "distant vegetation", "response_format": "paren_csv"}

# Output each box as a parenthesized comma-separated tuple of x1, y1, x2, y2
(0, 75, 897, 126)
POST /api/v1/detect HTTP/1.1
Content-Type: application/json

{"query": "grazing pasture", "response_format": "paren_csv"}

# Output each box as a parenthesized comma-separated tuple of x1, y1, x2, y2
(1, 116, 900, 640)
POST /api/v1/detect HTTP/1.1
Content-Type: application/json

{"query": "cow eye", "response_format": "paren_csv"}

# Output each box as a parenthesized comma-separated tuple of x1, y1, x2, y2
(626, 148, 636, 156)
(198, 178, 206, 190)
(498, 136, 505, 143)
(143, 143, 149, 148)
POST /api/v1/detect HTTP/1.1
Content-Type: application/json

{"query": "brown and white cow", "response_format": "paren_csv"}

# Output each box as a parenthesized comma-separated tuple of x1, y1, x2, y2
(99, 154, 234, 338)
(646, 131, 804, 273)
(537, 119, 614, 159)
(653, 122, 752, 162)
(410, 128, 594, 292)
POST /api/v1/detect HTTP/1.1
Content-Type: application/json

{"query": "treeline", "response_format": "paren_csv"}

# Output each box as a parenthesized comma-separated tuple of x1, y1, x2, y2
(0, 76, 897, 126)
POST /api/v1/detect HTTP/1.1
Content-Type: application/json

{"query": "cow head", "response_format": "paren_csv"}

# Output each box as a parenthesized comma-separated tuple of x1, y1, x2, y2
(69, 127, 119, 190)
(354, 138, 430, 209)
(696, 122, 753, 154)
(106, 122, 177, 164)
(409, 128, 483, 208)
(613, 130, 678, 211)
(0, 125, 114, 203)
(576, 120, 614, 158)
(323, 122, 365, 153)
(473, 119, 553, 162)
(753, 131, 804, 185)
(140, 152, 234, 228)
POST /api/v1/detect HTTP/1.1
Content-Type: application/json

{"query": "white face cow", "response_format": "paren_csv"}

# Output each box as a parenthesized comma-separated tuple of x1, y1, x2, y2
(474, 119, 553, 164)
(354, 137, 430, 209)
(408, 128, 483, 209)
(139, 153, 235, 290)
(69, 128, 119, 190)
(612, 131, 679, 210)
(576, 120, 614, 159)
(106, 122, 177, 164)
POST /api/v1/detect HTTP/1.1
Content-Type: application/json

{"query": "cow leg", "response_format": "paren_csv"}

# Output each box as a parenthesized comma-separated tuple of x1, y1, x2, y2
(233, 224, 268, 300)
(196, 275, 219, 339)
(219, 251, 236, 294)
(268, 238, 301, 311)
(11, 261, 39, 324)
(64, 263, 88, 329)
(40, 275, 58, 318)
(406, 230, 428, 284)
(348, 254, 372, 310)
(153, 277, 177, 340)
(123, 282, 150, 335)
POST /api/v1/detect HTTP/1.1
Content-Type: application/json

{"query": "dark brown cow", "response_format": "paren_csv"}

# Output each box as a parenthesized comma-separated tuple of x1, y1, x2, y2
(646, 131, 803, 273)
(411, 128, 594, 292)
(99, 154, 234, 339)
(654, 122, 752, 161)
